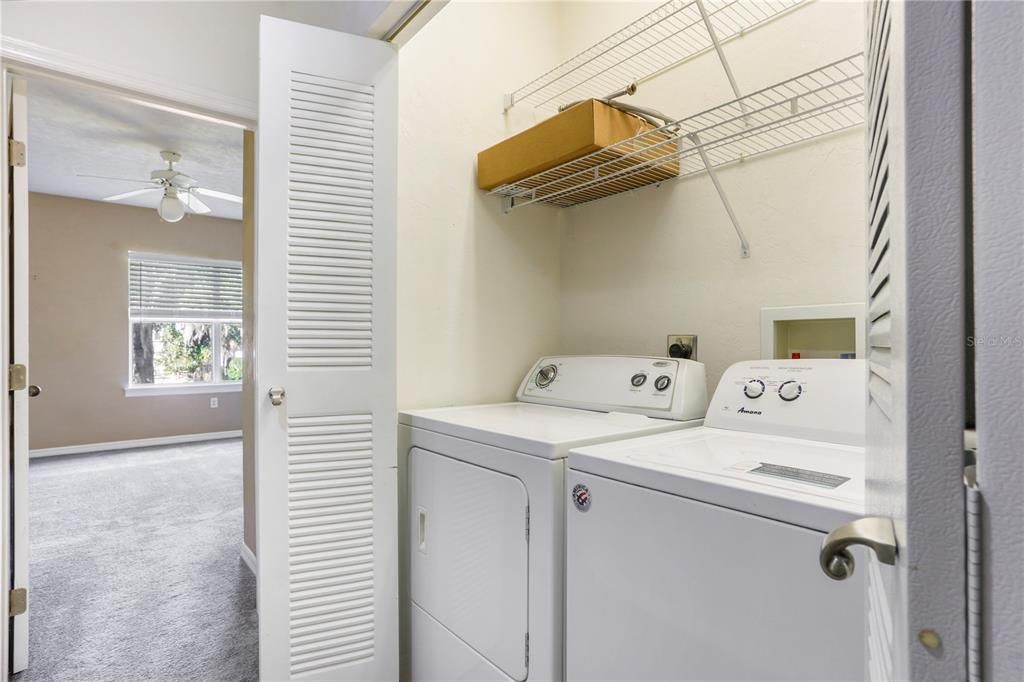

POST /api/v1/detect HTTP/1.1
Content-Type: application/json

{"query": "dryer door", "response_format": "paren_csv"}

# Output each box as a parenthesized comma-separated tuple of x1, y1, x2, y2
(409, 448, 529, 681)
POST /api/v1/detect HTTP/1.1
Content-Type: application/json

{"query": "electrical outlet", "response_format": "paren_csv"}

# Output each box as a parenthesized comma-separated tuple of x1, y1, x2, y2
(667, 335, 698, 360)
(210, 397, 219, 409)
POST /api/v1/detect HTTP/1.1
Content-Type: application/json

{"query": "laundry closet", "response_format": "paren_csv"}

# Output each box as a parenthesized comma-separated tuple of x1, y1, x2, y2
(1, 0, 994, 679)
(397, 0, 866, 409)
(397, 1, 879, 680)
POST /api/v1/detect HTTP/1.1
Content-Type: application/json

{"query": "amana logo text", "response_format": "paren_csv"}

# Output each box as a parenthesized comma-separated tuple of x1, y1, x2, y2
(737, 406, 763, 415)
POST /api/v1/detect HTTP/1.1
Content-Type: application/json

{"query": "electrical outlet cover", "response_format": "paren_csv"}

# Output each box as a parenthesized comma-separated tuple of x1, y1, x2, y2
(210, 397, 219, 408)
(667, 335, 698, 360)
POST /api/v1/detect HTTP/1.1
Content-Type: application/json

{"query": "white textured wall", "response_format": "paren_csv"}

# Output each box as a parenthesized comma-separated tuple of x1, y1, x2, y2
(556, 1, 867, 392)
(396, 1, 566, 409)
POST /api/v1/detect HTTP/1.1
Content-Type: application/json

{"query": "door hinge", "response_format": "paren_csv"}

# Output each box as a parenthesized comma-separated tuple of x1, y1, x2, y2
(8, 139, 25, 167)
(8, 364, 26, 391)
(525, 506, 530, 542)
(524, 632, 529, 667)
(9, 588, 26, 617)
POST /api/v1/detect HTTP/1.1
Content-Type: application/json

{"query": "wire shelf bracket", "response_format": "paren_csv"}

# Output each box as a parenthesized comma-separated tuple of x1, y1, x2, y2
(491, 54, 866, 258)
(503, 0, 809, 113)
(693, 0, 749, 256)
(690, 131, 750, 257)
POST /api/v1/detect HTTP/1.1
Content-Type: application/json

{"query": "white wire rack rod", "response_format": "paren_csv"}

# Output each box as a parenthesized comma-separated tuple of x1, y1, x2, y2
(695, 0, 744, 102)
(497, 80, 862, 208)
(681, 94, 864, 170)
(689, 131, 750, 257)
(504, 0, 809, 112)
(494, 53, 864, 206)
(506, 1, 706, 111)
(495, 93, 863, 211)
(534, 10, 709, 111)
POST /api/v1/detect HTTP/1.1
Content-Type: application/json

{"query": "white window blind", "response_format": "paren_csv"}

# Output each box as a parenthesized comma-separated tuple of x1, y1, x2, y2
(129, 252, 242, 319)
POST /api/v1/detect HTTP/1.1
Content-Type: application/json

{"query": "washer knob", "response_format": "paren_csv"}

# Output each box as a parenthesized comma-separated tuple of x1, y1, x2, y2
(630, 373, 647, 387)
(778, 380, 802, 402)
(535, 364, 558, 388)
(743, 379, 765, 399)
(654, 375, 672, 392)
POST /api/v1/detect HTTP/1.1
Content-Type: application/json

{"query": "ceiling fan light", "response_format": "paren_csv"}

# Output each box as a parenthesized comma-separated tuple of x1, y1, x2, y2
(158, 193, 186, 223)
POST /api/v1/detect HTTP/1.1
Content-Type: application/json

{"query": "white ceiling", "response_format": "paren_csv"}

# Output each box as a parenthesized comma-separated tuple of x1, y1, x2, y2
(27, 78, 244, 220)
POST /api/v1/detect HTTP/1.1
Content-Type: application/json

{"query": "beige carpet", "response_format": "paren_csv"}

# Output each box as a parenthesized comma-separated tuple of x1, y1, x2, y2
(14, 439, 258, 682)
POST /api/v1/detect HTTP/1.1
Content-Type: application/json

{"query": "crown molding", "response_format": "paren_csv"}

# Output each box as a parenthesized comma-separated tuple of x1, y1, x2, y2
(0, 35, 257, 126)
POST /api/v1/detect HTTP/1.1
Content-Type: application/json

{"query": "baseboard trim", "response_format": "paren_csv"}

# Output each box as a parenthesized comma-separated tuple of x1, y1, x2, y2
(29, 430, 243, 459)
(239, 542, 257, 577)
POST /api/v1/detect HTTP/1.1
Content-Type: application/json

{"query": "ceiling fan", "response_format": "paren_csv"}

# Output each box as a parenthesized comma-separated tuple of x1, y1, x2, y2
(77, 150, 242, 223)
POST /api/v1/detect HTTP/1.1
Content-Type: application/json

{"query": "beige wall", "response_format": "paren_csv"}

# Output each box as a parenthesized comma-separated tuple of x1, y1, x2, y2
(556, 1, 867, 392)
(396, 0, 568, 410)
(28, 193, 244, 450)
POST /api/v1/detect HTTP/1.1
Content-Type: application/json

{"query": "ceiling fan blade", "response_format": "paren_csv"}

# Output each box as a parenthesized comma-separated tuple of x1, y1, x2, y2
(185, 193, 212, 214)
(193, 187, 243, 204)
(77, 173, 156, 184)
(103, 188, 162, 202)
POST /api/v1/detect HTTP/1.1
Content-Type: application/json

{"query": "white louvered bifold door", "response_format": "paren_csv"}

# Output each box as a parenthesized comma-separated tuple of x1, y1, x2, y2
(257, 16, 398, 681)
(862, 1, 968, 679)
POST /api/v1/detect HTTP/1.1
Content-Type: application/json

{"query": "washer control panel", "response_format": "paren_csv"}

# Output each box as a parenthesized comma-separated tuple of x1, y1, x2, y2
(517, 356, 708, 421)
(705, 359, 866, 446)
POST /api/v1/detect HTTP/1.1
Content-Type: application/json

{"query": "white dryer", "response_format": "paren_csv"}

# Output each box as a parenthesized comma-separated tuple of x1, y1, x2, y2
(566, 359, 867, 681)
(399, 356, 709, 682)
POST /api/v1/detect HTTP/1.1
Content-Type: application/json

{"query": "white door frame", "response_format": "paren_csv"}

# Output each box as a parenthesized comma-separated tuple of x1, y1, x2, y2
(8, 74, 29, 674)
(0, 55, 256, 678)
(1, 65, 15, 681)
(973, 3, 1024, 679)
(0, 4, 427, 675)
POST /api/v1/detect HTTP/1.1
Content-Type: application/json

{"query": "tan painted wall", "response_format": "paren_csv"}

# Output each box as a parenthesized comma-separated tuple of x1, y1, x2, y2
(28, 193, 243, 450)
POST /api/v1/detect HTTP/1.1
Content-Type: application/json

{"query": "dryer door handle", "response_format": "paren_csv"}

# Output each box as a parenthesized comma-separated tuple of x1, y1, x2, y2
(417, 507, 427, 553)
(819, 517, 897, 581)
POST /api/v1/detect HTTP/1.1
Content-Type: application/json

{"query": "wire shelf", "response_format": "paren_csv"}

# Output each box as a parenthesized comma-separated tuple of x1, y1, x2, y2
(491, 53, 865, 211)
(506, 0, 808, 111)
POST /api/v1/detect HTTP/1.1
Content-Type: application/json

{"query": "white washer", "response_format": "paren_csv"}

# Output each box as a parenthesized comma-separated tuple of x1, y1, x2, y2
(566, 359, 867, 682)
(399, 356, 709, 682)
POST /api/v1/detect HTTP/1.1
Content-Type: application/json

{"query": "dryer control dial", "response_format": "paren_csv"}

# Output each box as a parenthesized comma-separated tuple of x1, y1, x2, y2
(778, 380, 802, 402)
(535, 364, 558, 388)
(630, 373, 648, 387)
(743, 379, 765, 399)
(654, 375, 672, 392)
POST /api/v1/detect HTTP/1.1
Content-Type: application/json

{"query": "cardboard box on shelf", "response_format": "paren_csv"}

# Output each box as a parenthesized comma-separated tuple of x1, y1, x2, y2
(477, 99, 680, 201)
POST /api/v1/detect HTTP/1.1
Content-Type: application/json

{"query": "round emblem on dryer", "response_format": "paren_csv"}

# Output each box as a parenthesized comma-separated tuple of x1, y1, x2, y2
(572, 483, 592, 511)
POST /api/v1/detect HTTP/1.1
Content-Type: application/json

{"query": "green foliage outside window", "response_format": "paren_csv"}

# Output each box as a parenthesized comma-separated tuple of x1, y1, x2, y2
(222, 323, 244, 381)
(157, 323, 213, 383)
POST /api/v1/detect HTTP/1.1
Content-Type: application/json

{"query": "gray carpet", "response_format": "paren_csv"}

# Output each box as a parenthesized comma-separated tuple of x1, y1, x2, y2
(14, 439, 258, 682)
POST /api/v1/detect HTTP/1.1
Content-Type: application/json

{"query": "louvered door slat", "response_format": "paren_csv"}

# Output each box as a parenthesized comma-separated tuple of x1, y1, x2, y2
(866, 0, 893, 427)
(865, 1, 897, 668)
(258, 16, 397, 681)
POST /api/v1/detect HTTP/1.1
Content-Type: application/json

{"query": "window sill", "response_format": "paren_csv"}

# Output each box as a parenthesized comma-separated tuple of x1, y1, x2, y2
(124, 383, 243, 398)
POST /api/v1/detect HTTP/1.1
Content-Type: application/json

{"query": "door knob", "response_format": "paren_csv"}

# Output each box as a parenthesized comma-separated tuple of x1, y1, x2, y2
(27, 385, 40, 398)
(819, 517, 897, 580)
(268, 386, 286, 406)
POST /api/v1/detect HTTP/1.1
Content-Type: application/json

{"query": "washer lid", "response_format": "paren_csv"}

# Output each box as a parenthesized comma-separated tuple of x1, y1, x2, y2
(569, 427, 865, 531)
(400, 402, 696, 459)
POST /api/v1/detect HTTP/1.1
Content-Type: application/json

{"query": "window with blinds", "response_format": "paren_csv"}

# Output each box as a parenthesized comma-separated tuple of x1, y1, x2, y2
(127, 253, 244, 388)
(129, 253, 242, 320)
